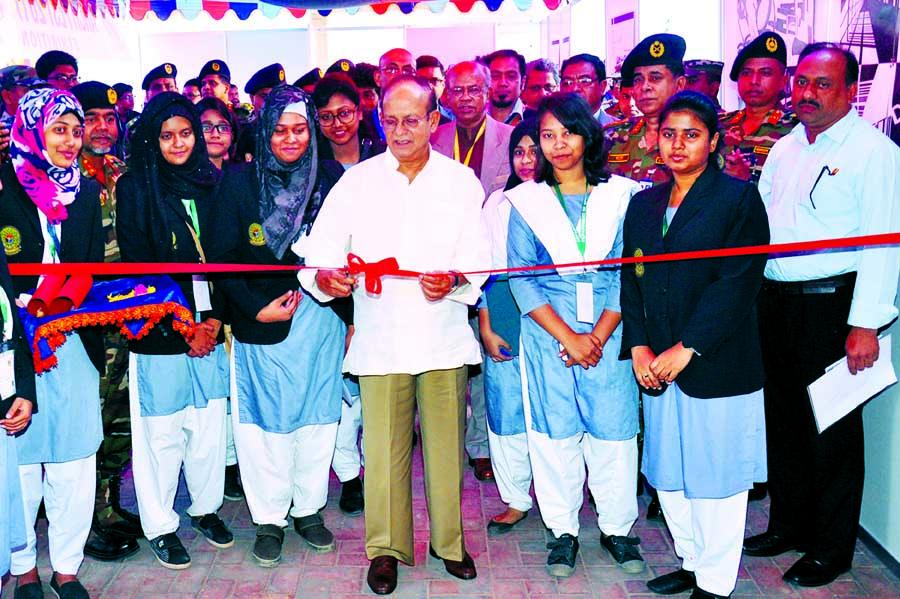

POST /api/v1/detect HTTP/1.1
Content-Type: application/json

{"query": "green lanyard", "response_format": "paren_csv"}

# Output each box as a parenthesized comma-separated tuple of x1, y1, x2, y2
(45, 220, 60, 262)
(662, 211, 670, 237)
(181, 199, 201, 239)
(552, 182, 590, 257)
(0, 286, 11, 343)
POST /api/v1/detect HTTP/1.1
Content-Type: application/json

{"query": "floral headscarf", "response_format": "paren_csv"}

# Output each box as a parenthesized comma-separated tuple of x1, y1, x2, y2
(10, 88, 83, 223)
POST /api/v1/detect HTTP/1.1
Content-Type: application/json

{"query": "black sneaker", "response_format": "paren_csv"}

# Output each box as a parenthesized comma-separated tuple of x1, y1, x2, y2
(600, 532, 644, 573)
(49, 574, 90, 599)
(339, 477, 364, 516)
(252, 524, 285, 568)
(224, 464, 244, 501)
(294, 512, 335, 552)
(148, 532, 191, 570)
(546, 533, 579, 577)
(190, 513, 234, 549)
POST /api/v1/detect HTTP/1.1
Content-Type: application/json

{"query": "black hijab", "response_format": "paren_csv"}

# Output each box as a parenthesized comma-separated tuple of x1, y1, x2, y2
(255, 85, 320, 261)
(504, 117, 538, 191)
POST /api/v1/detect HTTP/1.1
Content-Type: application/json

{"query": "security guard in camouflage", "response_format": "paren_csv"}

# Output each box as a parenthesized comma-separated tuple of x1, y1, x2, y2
(71, 81, 143, 562)
(720, 31, 796, 183)
(605, 33, 686, 189)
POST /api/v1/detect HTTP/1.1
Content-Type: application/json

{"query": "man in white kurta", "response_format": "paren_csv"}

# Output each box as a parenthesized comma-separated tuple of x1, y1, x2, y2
(300, 76, 489, 596)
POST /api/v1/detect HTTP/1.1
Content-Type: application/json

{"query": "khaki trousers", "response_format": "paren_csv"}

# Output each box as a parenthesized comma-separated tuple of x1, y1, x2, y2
(360, 367, 468, 565)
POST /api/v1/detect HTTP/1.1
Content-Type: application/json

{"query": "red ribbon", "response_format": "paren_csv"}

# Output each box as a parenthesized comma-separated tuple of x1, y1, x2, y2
(346, 253, 421, 294)
(5, 233, 900, 278)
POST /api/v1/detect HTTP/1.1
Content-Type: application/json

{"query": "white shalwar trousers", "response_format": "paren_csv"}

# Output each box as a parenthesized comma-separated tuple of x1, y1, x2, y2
(129, 355, 227, 540)
(331, 398, 362, 483)
(11, 455, 95, 575)
(658, 490, 748, 597)
(487, 430, 533, 513)
(231, 389, 338, 527)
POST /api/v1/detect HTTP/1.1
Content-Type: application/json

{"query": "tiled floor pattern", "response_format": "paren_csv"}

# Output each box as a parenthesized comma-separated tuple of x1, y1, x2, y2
(3, 446, 899, 599)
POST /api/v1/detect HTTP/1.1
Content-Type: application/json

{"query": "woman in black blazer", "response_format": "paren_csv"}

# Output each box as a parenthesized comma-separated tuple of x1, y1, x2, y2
(620, 92, 770, 599)
(115, 92, 232, 570)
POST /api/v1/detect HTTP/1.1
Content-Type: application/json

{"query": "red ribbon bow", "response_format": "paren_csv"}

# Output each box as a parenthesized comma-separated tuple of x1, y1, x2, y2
(346, 253, 420, 295)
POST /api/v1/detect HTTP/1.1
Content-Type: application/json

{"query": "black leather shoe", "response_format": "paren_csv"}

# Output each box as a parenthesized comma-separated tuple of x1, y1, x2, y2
(339, 476, 364, 516)
(429, 545, 477, 580)
(742, 532, 807, 557)
(647, 568, 695, 595)
(690, 588, 729, 599)
(13, 580, 43, 599)
(84, 525, 141, 562)
(468, 458, 494, 482)
(367, 555, 399, 595)
(646, 496, 664, 521)
(486, 510, 528, 536)
(783, 556, 850, 587)
(49, 574, 90, 599)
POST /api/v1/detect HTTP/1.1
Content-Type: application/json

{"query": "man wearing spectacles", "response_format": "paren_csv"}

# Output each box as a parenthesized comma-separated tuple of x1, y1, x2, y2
(416, 55, 453, 125)
(521, 59, 560, 118)
(483, 49, 526, 126)
(301, 75, 489, 595)
(371, 49, 418, 141)
(35, 50, 79, 91)
(560, 53, 615, 127)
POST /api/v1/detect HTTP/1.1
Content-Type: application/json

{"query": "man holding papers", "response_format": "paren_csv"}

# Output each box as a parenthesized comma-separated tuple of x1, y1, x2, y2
(745, 42, 900, 588)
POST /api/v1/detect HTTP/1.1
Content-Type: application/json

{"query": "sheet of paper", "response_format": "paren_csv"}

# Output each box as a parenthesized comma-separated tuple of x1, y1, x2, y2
(807, 334, 897, 433)
(576, 281, 593, 324)
(192, 275, 212, 312)
(0, 349, 15, 401)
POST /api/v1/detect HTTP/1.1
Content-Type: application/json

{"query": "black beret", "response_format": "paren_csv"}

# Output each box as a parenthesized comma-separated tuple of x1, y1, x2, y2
(71, 81, 118, 111)
(199, 59, 231, 82)
(142, 63, 177, 90)
(245, 63, 286, 95)
(730, 31, 787, 81)
(326, 59, 356, 79)
(293, 68, 324, 89)
(112, 83, 132, 97)
(183, 78, 200, 88)
(621, 33, 686, 87)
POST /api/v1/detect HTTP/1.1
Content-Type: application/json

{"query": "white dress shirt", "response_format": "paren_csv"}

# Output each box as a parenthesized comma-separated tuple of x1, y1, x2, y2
(758, 110, 900, 329)
(298, 148, 490, 376)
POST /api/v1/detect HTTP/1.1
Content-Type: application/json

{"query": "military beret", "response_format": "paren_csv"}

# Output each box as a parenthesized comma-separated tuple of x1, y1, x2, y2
(326, 59, 356, 79)
(112, 83, 132, 97)
(0, 66, 47, 91)
(729, 31, 787, 81)
(142, 63, 177, 90)
(293, 68, 324, 89)
(71, 81, 118, 111)
(245, 63, 286, 95)
(621, 33, 686, 87)
(684, 59, 724, 76)
(199, 59, 231, 82)
(183, 77, 200, 89)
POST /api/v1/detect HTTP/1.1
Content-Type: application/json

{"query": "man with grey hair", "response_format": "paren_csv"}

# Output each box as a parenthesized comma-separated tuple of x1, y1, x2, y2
(302, 75, 488, 595)
(431, 61, 513, 485)
(521, 58, 559, 118)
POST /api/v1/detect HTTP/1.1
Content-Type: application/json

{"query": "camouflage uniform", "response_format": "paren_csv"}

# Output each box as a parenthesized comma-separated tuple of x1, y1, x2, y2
(604, 117, 672, 188)
(79, 155, 132, 481)
(718, 107, 798, 184)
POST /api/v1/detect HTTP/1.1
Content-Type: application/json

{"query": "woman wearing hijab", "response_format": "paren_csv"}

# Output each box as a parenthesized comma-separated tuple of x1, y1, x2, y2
(207, 86, 345, 568)
(0, 87, 103, 599)
(506, 93, 643, 578)
(115, 92, 232, 571)
(478, 118, 537, 535)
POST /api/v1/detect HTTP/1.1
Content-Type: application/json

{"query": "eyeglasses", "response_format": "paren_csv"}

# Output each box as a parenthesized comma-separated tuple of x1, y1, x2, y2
(318, 108, 357, 126)
(48, 74, 78, 85)
(382, 65, 416, 76)
(425, 77, 445, 87)
(448, 86, 486, 98)
(201, 123, 232, 134)
(560, 76, 597, 88)
(382, 114, 431, 131)
(184, 91, 201, 100)
(526, 83, 557, 93)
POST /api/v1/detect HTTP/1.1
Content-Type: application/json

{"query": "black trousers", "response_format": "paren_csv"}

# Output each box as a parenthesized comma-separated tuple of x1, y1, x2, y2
(757, 282, 863, 567)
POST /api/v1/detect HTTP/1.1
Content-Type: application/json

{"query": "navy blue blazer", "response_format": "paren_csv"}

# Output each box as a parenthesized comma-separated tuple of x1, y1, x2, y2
(619, 165, 769, 398)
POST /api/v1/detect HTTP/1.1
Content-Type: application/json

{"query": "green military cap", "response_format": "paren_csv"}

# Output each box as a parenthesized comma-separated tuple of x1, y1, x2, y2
(729, 31, 787, 81)
(71, 80, 118, 110)
(245, 63, 286, 95)
(0, 66, 47, 91)
(621, 33, 687, 87)
(142, 63, 177, 90)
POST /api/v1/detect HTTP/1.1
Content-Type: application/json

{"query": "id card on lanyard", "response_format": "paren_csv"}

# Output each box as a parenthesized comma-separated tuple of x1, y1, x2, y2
(552, 184, 594, 324)
(182, 200, 213, 314)
(0, 287, 15, 402)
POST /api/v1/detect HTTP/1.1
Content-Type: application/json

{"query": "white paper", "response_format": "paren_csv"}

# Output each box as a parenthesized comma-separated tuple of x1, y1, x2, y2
(807, 335, 897, 433)
(192, 275, 212, 312)
(576, 281, 594, 324)
(0, 349, 15, 401)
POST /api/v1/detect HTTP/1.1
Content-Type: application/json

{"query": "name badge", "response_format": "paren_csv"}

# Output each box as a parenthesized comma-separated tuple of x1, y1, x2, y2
(639, 179, 653, 191)
(192, 275, 212, 312)
(576, 281, 593, 324)
(0, 349, 15, 402)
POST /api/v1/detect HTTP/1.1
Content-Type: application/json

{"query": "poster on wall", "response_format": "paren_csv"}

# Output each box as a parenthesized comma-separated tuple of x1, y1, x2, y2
(606, 0, 638, 76)
(724, 0, 900, 144)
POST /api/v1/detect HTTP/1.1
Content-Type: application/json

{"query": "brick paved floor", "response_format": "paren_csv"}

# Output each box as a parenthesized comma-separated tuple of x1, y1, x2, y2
(3, 446, 899, 599)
